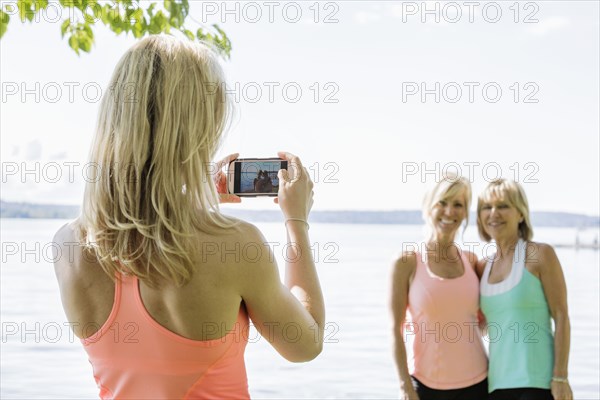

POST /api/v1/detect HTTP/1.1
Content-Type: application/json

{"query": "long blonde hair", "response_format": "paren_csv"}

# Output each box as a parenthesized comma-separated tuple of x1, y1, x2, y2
(77, 35, 236, 287)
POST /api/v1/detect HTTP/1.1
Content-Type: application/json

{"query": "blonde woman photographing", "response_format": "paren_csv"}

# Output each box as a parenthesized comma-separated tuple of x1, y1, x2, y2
(52, 36, 324, 399)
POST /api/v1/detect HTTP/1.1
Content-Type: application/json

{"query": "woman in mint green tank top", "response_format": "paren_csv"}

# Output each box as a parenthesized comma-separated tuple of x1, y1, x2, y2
(476, 179, 572, 400)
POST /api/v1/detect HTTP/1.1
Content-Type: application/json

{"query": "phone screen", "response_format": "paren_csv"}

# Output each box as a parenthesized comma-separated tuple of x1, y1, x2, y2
(233, 159, 288, 196)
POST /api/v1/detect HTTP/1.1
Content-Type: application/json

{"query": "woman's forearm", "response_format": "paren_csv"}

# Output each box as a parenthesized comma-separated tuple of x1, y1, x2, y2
(394, 332, 414, 390)
(284, 222, 325, 333)
(552, 312, 571, 377)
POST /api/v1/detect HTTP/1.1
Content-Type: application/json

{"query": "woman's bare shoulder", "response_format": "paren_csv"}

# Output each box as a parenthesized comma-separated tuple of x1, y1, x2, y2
(52, 219, 109, 285)
(52, 219, 81, 273)
(194, 217, 274, 278)
(391, 251, 418, 277)
(215, 216, 265, 241)
(525, 241, 559, 270)
(526, 241, 556, 258)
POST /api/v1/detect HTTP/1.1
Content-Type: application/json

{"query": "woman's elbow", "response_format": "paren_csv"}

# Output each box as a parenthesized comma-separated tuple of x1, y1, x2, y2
(301, 341, 324, 362)
(284, 338, 324, 363)
(553, 310, 570, 329)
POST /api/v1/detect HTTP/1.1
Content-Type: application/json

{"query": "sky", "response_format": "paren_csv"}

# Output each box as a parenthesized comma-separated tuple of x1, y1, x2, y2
(1, 1, 599, 215)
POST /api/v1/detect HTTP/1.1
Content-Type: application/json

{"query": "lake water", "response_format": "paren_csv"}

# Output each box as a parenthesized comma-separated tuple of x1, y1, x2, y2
(1, 219, 598, 399)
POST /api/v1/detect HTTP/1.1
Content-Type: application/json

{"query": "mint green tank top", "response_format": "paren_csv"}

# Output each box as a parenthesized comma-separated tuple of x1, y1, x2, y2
(480, 239, 554, 392)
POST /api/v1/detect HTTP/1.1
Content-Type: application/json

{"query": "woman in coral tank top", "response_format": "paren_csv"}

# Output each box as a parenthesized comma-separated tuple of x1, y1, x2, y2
(391, 174, 488, 400)
(52, 35, 324, 399)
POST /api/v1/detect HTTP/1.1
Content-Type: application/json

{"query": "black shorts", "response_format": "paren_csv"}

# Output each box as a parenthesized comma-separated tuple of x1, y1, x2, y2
(489, 388, 553, 400)
(411, 376, 488, 400)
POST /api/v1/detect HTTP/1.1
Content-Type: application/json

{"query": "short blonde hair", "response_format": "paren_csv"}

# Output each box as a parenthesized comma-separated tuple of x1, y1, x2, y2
(77, 35, 235, 287)
(477, 179, 533, 242)
(422, 173, 472, 241)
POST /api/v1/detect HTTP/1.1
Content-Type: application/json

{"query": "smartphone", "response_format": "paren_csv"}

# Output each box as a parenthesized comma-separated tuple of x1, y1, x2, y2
(227, 158, 288, 197)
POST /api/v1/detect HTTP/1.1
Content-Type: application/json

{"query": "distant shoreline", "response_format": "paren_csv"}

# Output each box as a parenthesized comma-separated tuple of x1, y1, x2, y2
(1, 200, 599, 228)
(2, 200, 598, 250)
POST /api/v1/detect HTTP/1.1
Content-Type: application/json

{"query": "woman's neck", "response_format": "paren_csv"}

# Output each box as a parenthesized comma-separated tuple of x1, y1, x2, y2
(426, 235, 460, 261)
(494, 236, 521, 260)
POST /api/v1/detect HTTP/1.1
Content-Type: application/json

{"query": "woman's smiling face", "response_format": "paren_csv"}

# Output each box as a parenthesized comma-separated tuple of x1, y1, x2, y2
(429, 190, 467, 237)
(479, 194, 523, 241)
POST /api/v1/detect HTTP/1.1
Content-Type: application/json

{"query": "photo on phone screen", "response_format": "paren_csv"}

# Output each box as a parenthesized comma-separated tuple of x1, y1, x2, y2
(229, 159, 288, 196)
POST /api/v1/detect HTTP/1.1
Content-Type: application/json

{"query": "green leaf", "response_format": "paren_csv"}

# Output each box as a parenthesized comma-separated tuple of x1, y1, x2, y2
(60, 19, 70, 37)
(110, 13, 122, 28)
(83, 12, 96, 24)
(91, 1, 102, 18)
(83, 1, 101, 24)
(83, 23, 93, 39)
(183, 29, 193, 40)
(19, 0, 37, 23)
(181, 0, 189, 15)
(153, 11, 168, 32)
(99, 4, 111, 24)
(60, 0, 77, 8)
(131, 8, 143, 23)
(17, 0, 28, 22)
(33, 0, 48, 12)
(149, 17, 160, 34)
(0, 10, 9, 39)
(79, 34, 92, 52)
(0, 9, 9, 23)
(68, 34, 80, 55)
(132, 22, 143, 38)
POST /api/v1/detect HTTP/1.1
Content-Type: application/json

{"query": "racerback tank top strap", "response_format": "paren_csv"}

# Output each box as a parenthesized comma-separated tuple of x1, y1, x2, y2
(481, 238, 526, 296)
(81, 272, 251, 399)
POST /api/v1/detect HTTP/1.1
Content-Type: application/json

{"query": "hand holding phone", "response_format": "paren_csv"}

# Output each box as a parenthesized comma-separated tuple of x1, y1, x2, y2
(273, 151, 314, 222)
(214, 153, 241, 203)
(225, 152, 313, 223)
